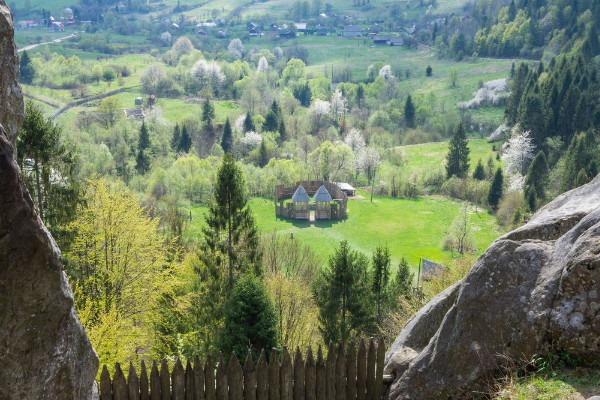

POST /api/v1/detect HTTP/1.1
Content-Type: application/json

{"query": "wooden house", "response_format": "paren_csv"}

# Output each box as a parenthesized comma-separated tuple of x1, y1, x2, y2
(314, 185, 333, 220)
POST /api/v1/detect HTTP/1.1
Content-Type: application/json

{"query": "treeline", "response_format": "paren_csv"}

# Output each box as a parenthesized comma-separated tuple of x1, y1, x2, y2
(506, 53, 599, 198)
(471, 0, 600, 59)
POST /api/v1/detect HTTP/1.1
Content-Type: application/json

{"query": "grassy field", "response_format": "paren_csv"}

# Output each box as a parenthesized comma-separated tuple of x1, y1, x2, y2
(187, 189, 503, 273)
(399, 138, 499, 174)
(497, 368, 600, 399)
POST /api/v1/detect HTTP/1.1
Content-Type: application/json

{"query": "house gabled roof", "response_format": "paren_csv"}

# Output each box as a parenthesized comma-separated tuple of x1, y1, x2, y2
(292, 185, 310, 202)
(314, 185, 332, 202)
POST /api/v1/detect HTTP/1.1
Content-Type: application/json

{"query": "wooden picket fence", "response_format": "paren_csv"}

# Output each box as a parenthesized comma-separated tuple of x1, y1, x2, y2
(99, 338, 392, 400)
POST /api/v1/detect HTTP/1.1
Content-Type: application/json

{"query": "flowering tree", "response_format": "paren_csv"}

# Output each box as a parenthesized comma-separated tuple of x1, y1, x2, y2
(257, 56, 269, 73)
(273, 47, 284, 59)
(355, 147, 381, 183)
(330, 90, 348, 121)
(309, 99, 331, 133)
(191, 60, 225, 92)
(378, 65, 394, 81)
(502, 129, 535, 176)
(172, 36, 194, 57)
(160, 31, 172, 45)
(344, 128, 365, 152)
(240, 131, 262, 149)
(227, 38, 245, 59)
(140, 63, 167, 94)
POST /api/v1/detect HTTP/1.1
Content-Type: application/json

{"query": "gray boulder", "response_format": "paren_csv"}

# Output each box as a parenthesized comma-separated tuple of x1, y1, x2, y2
(386, 175, 600, 399)
(0, 2, 99, 398)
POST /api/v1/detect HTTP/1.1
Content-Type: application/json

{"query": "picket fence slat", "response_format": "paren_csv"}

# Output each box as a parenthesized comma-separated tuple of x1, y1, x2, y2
(98, 339, 387, 400)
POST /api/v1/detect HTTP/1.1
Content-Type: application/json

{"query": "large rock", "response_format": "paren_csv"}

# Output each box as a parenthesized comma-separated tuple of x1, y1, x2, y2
(386, 175, 600, 399)
(0, 2, 99, 399)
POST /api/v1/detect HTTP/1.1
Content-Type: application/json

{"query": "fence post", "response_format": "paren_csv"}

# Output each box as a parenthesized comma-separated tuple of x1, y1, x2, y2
(205, 355, 216, 400)
(140, 360, 149, 400)
(356, 340, 366, 400)
(293, 348, 304, 400)
(280, 347, 293, 400)
(151, 361, 161, 400)
(193, 356, 206, 400)
(255, 350, 268, 400)
(335, 342, 346, 400)
(113, 362, 128, 400)
(326, 342, 336, 400)
(160, 359, 171, 400)
(304, 348, 316, 400)
(346, 343, 357, 400)
(315, 346, 326, 400)
(128, 361, 140, 400)
(185, 360, 195, 400)
(228, 353, 243, 400)
(100, 365, 112, 400)
(366, 340, 376, 400)
(243, 352, 257, 400)
(172, 359, 185, 400)
(375, 339, 385, 400)
(268, 348, 280, 400)
(216, 353, 228, 400)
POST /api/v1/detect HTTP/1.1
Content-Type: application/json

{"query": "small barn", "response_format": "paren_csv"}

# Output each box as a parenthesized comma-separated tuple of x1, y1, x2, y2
(343, 25, 362, 37)
(291, 185, 310, 219)
(334, 182, 356, 197)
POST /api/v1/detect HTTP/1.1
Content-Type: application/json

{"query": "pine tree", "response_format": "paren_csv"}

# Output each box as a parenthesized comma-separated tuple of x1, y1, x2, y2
(277, 120, 287, 145)
(472, 159, 486, 180)
(314, 241, 373, 344)
(270, 99, 281, 117)
(201, 98, 215, 127)
(171, 124, 181, 151)
(425, 65, 432, 77)
(218, 275, 278, 359)
(179, 125, 192, 153)
(404, 94, 416, 129)
(19, 50, 35, 84)
(446, 123, 470, 178)
(221, 117, 233, 154)
(371, 245, 391, 326)
(356, 84, 365, 108)
(392, 258, 413, 297)
(136, 121, 151, 174)
(524, 151, 548, 204)
(487, 167, 504, 209)
(202, 154, 261, 290)
(243, 112, 255, 132)
(262, 110, 278, 132)
(258, 140, 269, 167)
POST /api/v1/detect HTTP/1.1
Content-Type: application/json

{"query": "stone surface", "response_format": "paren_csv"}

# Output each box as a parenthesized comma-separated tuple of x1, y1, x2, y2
(0, 2, 99, 399)
(386, 175, 600, 399)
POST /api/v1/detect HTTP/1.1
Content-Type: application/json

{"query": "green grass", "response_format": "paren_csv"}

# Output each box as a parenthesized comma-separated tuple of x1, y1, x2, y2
(400, 138, 499, 174)
(497, 368, 600, 399)
(187, 190, 502, 272)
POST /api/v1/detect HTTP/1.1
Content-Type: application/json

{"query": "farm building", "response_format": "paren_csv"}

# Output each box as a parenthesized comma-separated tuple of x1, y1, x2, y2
(275, 181, 348, 220)
(343, 25, 362, 37)
(334, 182, 356, 196)
(372, 35, 391, 45)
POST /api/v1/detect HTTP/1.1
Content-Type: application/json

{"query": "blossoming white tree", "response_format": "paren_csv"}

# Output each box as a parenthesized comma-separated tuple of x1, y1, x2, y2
(355, 147, 381, 183)
(190, 60, 225, 91)
(344, 128, 365, 152)
(330, 90, 348, 121)
(501, 129, 535, 176)
(227, 38, 245, 59)
(240, 131, 262, 149)
(257, 56, 269, 73)
(160, 31, 172, 45)
(378, 65, 394, 81)
(309, 99, 331, 132)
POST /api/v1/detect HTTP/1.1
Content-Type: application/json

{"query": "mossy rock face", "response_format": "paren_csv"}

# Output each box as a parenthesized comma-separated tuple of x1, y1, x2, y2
(0, 3, 98, 398)
(385, 175, 600, 399)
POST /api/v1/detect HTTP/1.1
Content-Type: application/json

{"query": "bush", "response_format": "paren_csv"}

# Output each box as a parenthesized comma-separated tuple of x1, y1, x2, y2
(496, 191, 526, 227)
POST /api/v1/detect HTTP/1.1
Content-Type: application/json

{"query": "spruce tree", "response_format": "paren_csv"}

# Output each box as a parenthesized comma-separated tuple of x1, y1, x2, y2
(278, 120, 287, 144)
(218, 275, 278, 359)
(270, 99, 281, 117)
(171, 124, 181, 151)
(524, 151, 548, 203)
(425, 65, 432, 77)
(243, 112, 255, 132)
(19, 50, 35, 84)
(487, 167, 504, 209)
(263, 110, 278, 132)
(136, 121, 151, 174)
(446, 123, 470, 178)
(356, 84, 365, 108)
(179, 125, 192, 153)
(202, 154, 261, 290)
(371, 245, 391, 326)
(314, 241, 373, 344)
(201, 98, 215, 127)
(473, 159, 486, 180)
(404, 94, 416, 129)
(221, 117, 233, 154)
(258, 140, 269, 168)
(392, 258, 413, 298)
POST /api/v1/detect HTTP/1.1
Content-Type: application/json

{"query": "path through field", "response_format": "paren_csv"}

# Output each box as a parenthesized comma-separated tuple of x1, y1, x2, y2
(17, 32, 79, 52)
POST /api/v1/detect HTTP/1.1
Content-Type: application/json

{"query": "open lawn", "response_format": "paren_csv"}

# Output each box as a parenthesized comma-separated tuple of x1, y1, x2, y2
(187, 190, 503, 273)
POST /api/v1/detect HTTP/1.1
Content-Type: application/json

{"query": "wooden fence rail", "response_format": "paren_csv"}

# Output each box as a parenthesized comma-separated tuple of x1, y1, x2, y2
(99, 338, 390, 400)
